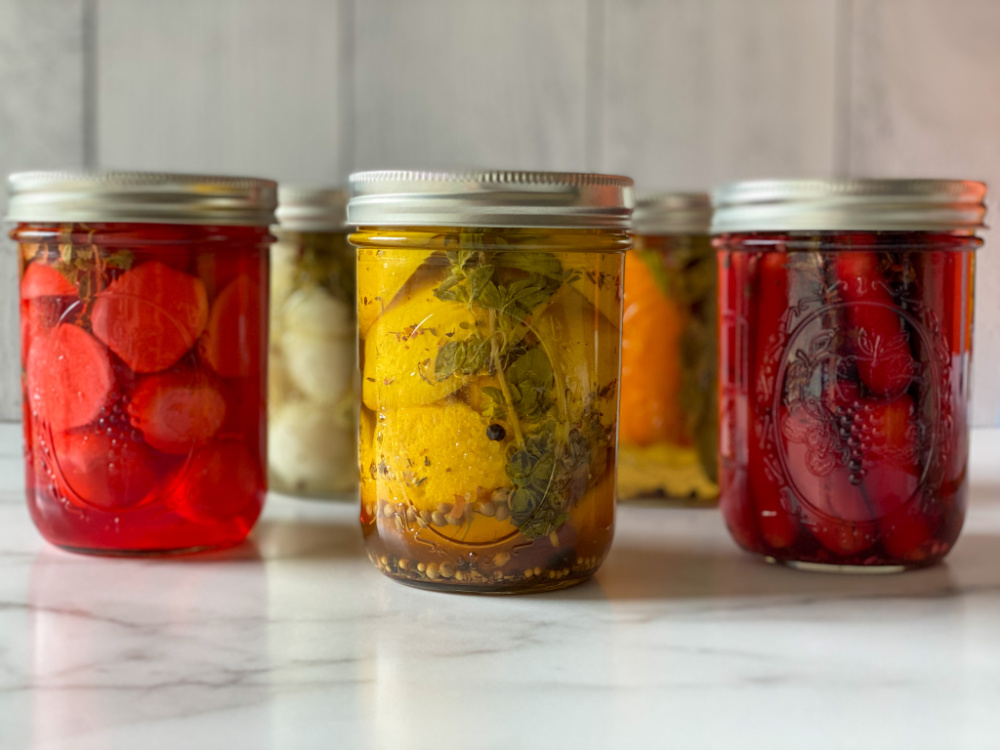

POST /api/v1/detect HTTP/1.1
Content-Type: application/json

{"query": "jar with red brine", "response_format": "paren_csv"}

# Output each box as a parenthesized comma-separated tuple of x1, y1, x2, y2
(9, 171, 276, 554)
(714, 179, 986, 572)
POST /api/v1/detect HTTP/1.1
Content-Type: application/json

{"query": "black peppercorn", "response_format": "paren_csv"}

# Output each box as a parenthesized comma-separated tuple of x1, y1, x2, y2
(486, 423, 506, 441)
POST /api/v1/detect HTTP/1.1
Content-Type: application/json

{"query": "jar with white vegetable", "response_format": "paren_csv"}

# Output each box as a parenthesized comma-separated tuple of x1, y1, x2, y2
(268, 187, 357, 497)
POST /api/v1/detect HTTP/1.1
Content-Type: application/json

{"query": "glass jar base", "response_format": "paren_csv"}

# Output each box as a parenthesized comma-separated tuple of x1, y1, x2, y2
(384, 569, 593, 595)
(767, 557, 913, 575)
(53, 541, 241, 558)
(368, 550, 601, 594)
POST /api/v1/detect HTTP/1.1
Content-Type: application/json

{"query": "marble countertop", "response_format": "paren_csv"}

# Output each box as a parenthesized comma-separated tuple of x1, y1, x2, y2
(2, 423, 1000, 750)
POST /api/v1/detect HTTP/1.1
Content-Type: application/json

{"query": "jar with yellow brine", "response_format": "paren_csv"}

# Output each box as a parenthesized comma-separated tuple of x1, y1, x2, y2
(268, 187, 358, 497)
(349, 170, 633, 593)
(618, 193, 718, 503)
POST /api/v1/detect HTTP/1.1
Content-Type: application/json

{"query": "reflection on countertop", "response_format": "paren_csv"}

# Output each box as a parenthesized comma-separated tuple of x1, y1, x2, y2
(1, 424, 1000, 749)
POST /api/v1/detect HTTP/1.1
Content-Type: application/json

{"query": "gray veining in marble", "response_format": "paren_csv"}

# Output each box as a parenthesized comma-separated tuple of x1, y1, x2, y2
(2, 422, 1000, 748)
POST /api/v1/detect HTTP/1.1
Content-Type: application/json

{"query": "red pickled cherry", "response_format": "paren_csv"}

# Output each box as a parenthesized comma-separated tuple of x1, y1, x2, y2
(835, 252, 916, 397)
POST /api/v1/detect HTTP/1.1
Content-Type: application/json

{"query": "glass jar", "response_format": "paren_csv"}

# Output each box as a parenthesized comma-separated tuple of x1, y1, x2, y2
(714, 179, 986, 572)
(349, 170, 633, 593)
(9, 171, 275, 555)
(619, 193, 717, 502)
(268, 187, 357, 497)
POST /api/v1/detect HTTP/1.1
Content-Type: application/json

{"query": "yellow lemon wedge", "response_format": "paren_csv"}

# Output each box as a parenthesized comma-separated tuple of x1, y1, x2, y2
(375, 402, 509, 511)
(362, 280, 488, 410)
(569, 261, 622, 330)
(536, 285, 620, 430)
(357, 247, 434, 334)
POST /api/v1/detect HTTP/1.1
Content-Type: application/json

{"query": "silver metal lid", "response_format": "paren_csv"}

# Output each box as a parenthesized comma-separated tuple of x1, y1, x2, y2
(275, 186, 348, 231)
(712, 179, 988, 233)
(348, 169, 634, 229)
(631, 191, 712, 235)
(6, 171, 277, 226)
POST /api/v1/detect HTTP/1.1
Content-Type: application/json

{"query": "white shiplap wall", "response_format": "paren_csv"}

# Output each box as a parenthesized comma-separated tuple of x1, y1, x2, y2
(3, 0, 1000, 425)
(0, 0, 87, 420)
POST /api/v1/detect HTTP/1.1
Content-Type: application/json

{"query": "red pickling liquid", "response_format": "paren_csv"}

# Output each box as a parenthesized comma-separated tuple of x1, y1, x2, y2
(717, 232, 976, 569)
(14, 222, 269, 554)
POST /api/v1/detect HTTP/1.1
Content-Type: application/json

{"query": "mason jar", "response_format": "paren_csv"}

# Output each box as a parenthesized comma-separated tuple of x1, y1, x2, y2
(268, 187, 358, 498)
(349, 170, 633, 593)
(714, 179, 986, 572)
(619, 192, 717, 503)
(9, 171, 275, 555)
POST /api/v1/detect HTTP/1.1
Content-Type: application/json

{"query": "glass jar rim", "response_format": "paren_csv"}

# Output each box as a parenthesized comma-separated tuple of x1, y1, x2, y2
(348, 169, 634, 229)
(712, 179, 987, 233)
(275, 185, 348, 231)
(631, 191, 711, 235)
(6, 171, 277, 226)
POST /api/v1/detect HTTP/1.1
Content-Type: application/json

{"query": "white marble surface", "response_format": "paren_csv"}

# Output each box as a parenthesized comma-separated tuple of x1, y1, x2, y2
(2, 421, 1000, 750)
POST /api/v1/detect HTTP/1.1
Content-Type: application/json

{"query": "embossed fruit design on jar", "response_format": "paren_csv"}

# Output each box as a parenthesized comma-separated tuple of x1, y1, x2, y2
(9, 171, 276, 554)
(714, 179, 986, 572)
(349, 170, 632, 593)
(619, 193, 718, 503)
(268, 187, 357, 497)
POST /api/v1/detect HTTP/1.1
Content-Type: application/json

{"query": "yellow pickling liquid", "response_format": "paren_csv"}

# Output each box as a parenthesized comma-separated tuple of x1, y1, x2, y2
(354, 227, 626, 592)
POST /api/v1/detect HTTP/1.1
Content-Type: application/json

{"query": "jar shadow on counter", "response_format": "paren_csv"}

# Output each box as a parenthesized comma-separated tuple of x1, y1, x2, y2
(544, 537, 994, 603)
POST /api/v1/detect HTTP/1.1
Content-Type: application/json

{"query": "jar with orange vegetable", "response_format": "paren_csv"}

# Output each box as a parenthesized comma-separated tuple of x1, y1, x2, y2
(10, 171, 274, 554)
(349, 170, 632, 593)
(618, 193, 718, 502)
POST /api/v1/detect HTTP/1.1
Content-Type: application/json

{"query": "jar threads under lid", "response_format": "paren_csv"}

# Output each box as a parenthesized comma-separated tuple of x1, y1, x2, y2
(275, 186, 349, 232)
(6, 171, 277, 226)
(712, 178, 987, 233)
(348, 169, 634, 229)
(631, 192, 712, 235)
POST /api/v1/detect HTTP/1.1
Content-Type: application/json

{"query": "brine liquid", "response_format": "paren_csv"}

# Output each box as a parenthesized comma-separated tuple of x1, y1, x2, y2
(17, 222, 268, 554)
(718, 232, 976, 570)
(354, 227, 626, 593)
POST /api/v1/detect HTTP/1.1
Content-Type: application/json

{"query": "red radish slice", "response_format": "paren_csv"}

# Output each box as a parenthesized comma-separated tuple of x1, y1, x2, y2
(171, 442, 262, 523)
(26, 324, 114, 432)
(21, 297, 76, 363)
(199, 275, 263, 378)
(91, 261, 208, 374)
(127, 371, 227, 454)
(53, 426, 157, 510)
(21, 263, 76, 299)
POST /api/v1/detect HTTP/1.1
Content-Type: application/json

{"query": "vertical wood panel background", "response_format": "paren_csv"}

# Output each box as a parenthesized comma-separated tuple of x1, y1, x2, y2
(849, 0, 1000, 425)
(0, 0, 87, 421)
(3, 0, 1000, 425)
